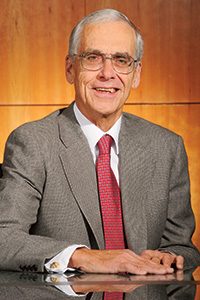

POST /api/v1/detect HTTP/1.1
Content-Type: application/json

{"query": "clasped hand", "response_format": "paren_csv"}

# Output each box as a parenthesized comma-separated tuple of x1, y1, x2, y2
(69, 248, 184, 275)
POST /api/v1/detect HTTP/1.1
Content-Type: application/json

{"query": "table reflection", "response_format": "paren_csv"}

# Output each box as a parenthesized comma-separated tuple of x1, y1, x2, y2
(0, 267, 199, 299)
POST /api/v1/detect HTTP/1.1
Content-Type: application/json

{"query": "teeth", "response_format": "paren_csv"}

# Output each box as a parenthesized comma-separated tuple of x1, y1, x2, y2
(95, 88, 116, 93)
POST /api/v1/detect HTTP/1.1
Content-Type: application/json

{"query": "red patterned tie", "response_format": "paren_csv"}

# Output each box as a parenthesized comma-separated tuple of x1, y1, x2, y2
(96, 134, 125, 250)
(96, 135, 124, 300)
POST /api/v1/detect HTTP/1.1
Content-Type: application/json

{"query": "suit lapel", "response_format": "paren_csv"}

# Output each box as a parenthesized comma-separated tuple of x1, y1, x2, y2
(58, 105, 104, 249)
(119, 113, 156, 253)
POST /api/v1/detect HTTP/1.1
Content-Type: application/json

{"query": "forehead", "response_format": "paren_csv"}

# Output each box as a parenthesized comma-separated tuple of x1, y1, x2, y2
(78, 21, 136, 55)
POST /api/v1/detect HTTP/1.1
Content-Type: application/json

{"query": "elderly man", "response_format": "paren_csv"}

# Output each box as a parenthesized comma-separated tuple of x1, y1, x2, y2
(0, 9, 199, 275)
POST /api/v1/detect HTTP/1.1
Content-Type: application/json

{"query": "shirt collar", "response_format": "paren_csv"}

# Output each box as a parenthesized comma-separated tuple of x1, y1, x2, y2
(73, 103, 121, 154)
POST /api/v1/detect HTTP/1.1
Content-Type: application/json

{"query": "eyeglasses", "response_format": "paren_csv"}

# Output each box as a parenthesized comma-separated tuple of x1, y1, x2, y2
(72, 51, 138, 74)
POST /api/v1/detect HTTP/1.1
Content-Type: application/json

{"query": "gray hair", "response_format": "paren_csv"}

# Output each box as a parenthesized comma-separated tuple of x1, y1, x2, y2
(68, 8, 144, 61)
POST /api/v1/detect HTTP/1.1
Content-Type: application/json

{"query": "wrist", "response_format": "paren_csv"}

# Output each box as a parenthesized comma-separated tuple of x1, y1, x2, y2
(68, 247, 89, 270)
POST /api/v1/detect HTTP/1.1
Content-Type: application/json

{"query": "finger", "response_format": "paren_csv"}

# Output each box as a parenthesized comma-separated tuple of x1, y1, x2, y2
(122, 261, 147, 275)
(176, 255, 184, 270)
(148, 257, 175, 274)
(130, 252, 163, 268)
(162, 253, 175, 267)
(131, 251, 173, 274)
(127, 259, 174, 275)
(140, 250, 161, 259)
(143, 264, 174, 275)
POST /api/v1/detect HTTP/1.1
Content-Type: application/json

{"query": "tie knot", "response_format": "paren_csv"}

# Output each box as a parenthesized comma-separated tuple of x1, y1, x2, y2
(97, 134, 113, 155)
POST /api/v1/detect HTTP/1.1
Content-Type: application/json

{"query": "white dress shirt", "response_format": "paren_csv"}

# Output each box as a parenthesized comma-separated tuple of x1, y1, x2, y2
(74, 103, 121, 184)
(45, 103, 122, 274)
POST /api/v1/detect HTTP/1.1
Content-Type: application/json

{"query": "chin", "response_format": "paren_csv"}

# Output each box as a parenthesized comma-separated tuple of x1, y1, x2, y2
(94, 104, 116, 113)
(96, 108, 121, 118)
(93, 101, 120, 113)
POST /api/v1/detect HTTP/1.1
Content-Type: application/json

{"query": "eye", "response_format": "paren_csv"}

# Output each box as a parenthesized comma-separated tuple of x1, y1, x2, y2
(85, 53, 101, 62)
(114, 55, 131, 66)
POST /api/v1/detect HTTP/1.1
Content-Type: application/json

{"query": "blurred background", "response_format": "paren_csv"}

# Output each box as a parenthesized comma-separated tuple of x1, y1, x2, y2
(0, 0, 199, 251)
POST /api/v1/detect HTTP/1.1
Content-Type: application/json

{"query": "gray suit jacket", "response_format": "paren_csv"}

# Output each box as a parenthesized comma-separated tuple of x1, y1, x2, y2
(0, 103, 199, 272)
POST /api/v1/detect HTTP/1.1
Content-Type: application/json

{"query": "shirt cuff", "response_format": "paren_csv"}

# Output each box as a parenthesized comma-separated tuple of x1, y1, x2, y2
(45, 244, 88, 273)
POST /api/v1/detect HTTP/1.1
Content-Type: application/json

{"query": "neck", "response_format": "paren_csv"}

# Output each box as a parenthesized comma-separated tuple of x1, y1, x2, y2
(76, 103, 122, 132)
(93, 115, 120, 132)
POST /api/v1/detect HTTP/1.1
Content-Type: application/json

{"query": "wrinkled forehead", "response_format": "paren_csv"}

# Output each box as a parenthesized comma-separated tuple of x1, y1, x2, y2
(77, 21, 136, 56)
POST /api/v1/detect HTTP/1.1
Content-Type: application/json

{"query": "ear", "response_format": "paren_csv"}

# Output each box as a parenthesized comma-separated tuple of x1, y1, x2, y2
(132, 62, 142, 89)
(65, 55, 75, 84)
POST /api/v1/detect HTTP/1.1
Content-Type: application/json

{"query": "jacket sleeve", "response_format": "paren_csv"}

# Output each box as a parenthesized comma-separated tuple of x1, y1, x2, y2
(158, 136, 200, 268)
(0, 125, 69, 272)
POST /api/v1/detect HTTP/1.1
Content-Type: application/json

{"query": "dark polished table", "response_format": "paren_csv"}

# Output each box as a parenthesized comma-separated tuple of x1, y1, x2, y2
(0, 266, 200, 299)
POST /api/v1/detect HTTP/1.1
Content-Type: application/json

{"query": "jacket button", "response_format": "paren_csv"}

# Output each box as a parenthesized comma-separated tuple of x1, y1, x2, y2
(50, 262, 60, 269)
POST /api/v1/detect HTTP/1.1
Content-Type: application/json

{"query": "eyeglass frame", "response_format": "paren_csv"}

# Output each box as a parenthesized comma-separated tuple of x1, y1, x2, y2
(71, 51, 138, 74)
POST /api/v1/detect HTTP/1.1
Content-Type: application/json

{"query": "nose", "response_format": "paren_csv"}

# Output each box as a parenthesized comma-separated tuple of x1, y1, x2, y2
(97, 57, 116, 80)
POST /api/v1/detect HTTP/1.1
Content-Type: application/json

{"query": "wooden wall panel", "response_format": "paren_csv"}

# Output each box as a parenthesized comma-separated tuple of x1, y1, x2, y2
(0, 0, 82, 104)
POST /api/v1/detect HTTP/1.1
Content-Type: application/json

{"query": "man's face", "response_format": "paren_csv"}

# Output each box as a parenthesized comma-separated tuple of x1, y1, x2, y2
(66, 21, 141, 127)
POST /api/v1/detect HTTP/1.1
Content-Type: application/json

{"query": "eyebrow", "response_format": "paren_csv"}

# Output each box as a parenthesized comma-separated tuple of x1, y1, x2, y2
(82, 49, 132, 57)
(113, 52, 131, 57)
(83, 49, 102, 54)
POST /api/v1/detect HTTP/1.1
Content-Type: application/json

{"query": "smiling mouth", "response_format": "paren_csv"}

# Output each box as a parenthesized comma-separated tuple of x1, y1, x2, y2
(93, 87, 119, 93)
